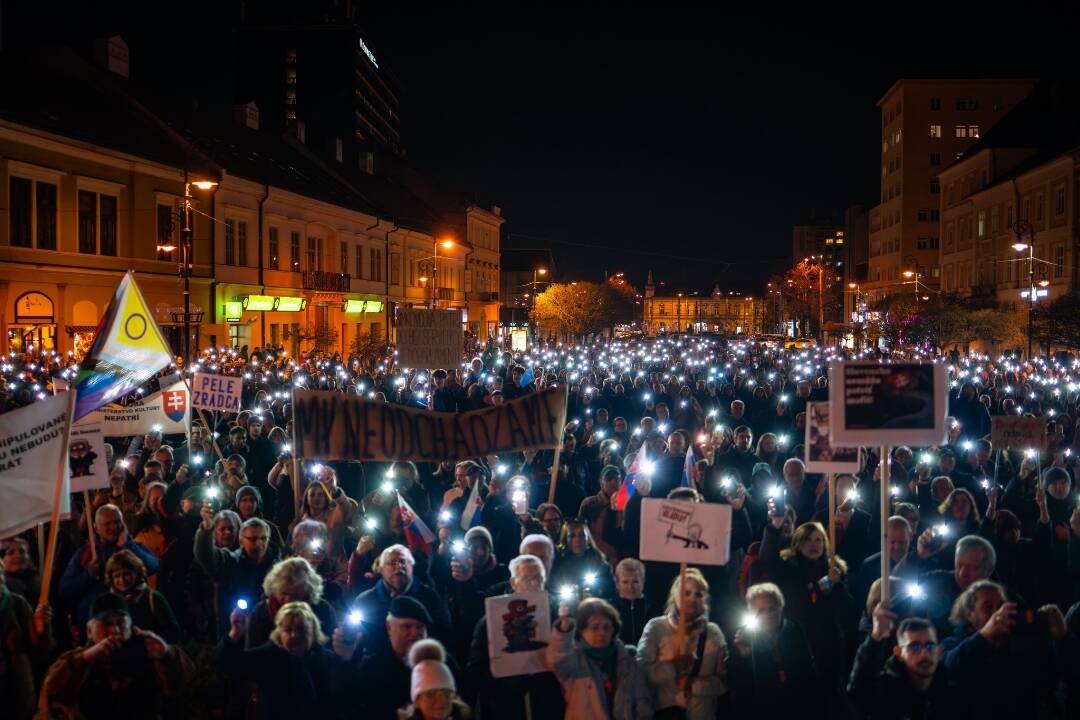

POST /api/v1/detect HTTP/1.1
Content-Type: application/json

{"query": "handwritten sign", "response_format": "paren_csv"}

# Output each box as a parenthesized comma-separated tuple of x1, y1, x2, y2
(396, 308, 463, 370)
(293, 385, 567, 463)
(990, 416, 1046, 452)
(192, 372, 242, 412)
(640, 498, 732, 566)
(829, 361, 946, 446)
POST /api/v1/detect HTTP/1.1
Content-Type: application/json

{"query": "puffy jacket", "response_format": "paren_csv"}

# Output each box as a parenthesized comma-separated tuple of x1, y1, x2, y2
(639, 614, 728, 720)
(546, 622, 651, 720)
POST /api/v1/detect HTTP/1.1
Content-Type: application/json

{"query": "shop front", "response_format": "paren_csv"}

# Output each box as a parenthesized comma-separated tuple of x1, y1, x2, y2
(9, 290, 57, 353)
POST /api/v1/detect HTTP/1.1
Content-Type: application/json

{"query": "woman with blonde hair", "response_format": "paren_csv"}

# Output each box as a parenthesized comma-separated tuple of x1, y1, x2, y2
(639, 568, 728, 719)
(243, 556, 337, 648)
(220, 600, 346, 717)
(761, 505, 852, 702)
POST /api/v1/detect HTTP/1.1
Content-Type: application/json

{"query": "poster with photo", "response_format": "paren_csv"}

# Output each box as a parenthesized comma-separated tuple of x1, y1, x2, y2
(485, 591, 551, 678)
(805, 402, 860, 473)
(829, 361, 946, 446)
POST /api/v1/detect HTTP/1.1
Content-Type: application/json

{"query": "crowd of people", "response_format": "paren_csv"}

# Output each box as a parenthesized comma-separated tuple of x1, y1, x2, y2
(1, 335, 1080, 719)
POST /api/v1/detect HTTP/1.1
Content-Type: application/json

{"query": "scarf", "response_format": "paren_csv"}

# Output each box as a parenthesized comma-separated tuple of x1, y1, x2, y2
(582, 641, 617, 662)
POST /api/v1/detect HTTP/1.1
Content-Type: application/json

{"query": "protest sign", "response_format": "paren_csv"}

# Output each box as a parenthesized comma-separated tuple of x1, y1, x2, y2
(0, 393, 71, 537)
(191, 372, 242, 412)
(396, 308, 463, 370)
(485, 591, 551, 678)
(68, 422, 110, 493)
(990, 415, 1046, 452)
(829, 361, 946, 446)
(293, 385, 567, 462)
(805, 401, 860, 473)
(639, 498, 733, 566)
(80, 380, 190, 436)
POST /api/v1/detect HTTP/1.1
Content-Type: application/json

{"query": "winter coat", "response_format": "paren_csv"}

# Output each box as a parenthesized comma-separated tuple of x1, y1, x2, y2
(847, 635, 963, 719)
(1, 588, 52, 720)
(546, 622, 651, 720)
(639, 614, 728, 720)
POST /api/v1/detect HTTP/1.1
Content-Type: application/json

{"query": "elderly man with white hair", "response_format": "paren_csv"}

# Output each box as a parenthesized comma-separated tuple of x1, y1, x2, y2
(354, 544, 450, 653)
(467, 549, 565, 720)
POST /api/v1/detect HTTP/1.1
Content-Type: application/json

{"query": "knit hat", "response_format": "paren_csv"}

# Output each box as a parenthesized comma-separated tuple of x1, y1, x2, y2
(752, 462, 772, 477)
(389, 596, 433, 628)
(409, 639, 455, 701)
(464, 526, 493, 549)
(1042, 466, 1071, 488)
(235, 484, 262, 509)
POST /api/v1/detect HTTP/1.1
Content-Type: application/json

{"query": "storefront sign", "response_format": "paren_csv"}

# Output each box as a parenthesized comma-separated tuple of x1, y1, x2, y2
(14, 292, 54, 322)
(242, 295, 275, 311)
(223, 301, 243, 322)
(274, 296, 306, 311)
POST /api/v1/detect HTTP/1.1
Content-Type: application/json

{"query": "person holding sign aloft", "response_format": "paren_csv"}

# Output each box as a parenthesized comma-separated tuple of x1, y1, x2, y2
(547, 595, 652, 719)
(759, 497, 852, 704)
(639, 568, 729, 719)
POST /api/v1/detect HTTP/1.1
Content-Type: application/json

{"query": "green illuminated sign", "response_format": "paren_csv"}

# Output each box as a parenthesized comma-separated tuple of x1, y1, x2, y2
(224, 301, 243, 321)
(343, 299, 365, 313)
(242, 295, 274, 311)
(274, 296, 306, 311)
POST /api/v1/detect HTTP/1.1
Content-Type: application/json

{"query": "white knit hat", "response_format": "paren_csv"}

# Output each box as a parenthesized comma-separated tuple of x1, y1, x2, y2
(409, 639, 455, 701)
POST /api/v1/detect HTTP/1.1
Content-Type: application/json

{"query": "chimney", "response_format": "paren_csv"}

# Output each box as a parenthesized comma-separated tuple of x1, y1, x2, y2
(93, 36, 130, 79)
(233, 101, 260, 130)
(491, 205, 502, 217)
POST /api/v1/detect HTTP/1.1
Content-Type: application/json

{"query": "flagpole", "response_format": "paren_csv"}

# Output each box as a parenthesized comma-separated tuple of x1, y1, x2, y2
(39, 392, 76, 608)
(290, 388, 302, 521)
(827, 473, 836, 567)
(82, 490, 99, 569)
(547, 387, 569, 506)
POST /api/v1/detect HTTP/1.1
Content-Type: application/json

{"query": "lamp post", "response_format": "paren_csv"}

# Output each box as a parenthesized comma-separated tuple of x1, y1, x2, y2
(158, 174, 217, 367)
(432, 238, 455, 309)
(1012, 220, 1042, 359)
(530, 268, 547, 339)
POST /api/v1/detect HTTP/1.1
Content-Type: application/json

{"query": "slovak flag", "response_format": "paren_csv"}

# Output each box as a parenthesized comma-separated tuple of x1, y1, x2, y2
(460, 478, 484, 530)
(615, 442, 649, 511)
(397, 492, 436, 556)
(681, 445, 699, 489)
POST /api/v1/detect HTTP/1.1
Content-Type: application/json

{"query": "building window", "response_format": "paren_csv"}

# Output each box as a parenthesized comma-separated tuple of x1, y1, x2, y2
(355, 245, 363, 279)
(968, 125, 979, 138)
(268, 226, 279, 270)
(389, 251, 399, 285)
(157, 204, 176, 260)
(930, 180, 940, 194)
(955, 125, 968, 138)
(956, 97, 978, 111)
(8, 177, 32, 248)
(930, 97, 941, 110)
(306, 237, 317, 271)
(224, 219, 236, 265)
(930, 209, 940, 221)
(340, 241, 349, 273)
(1022, 197, 1030, 221)
(1055, 186, 1067, 216)
(930, 124, 942, 138)
(78, 190, 117, 256)
(237, 221, 248, 266)
(990, 207, 1000, 233)
(930, 152, 941, 165)
(977, 210, 986, 237)
(1055, 246, 1065, 278)
(290, 231, 300, 270)
(1006, 205, 1014, 227)
(35, 182, 57, 250)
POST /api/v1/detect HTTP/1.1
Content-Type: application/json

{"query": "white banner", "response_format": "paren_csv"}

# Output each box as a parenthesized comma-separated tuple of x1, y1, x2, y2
(81, 380, 190, 436)
(191, 372, 242, 412)
(68, 422, 110, 493)
(639, 498, 732, 566)
(485, 591, 551, 678)
(0, 394, 71, 537)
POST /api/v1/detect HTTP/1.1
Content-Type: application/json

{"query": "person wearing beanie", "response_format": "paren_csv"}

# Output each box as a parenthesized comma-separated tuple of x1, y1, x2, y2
(398, 638, 472, 720)
(234, 485, 285, 553)
(578, 466, 622, 560)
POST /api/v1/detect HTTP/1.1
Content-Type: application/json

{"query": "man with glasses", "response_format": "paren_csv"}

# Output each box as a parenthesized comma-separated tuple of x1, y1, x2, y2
(847, 605, 960, 718)
(354, 544, 449, 654)
(193, 510, 279, 637)
(467, 553, 564, 719)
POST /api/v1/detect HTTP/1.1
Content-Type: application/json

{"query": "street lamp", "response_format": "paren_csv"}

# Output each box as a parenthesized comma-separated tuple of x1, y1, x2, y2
(1013, 232, 1042, 358)
(157, 174, 217, 367)
(431, 238, 454, 309)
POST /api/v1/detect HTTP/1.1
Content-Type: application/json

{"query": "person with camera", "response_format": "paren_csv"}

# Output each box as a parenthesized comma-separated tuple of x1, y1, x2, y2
(943, 579, 1066, 719)
(847, 600, 960, 719)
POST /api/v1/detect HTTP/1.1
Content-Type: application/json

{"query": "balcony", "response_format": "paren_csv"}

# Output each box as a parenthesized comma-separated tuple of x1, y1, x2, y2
(302, 271, 351, 292)
(468, 291, 499, 302)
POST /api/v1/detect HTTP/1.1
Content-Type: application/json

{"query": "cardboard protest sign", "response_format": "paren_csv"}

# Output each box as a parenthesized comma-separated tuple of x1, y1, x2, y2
(80, 380, 190, 436)
(0, 393, 71, 537)
(829, 361, 946, 446)
(293, 385, 567, 463)
(639, 498, 733, 566)
(191, 372, 242, 412)
(68, 422, 110, 492)
(805, 401, 860, 473)
(485, 591, 551, 678)
(396, 308, 463, 370)
(991, 416, 1046, 452)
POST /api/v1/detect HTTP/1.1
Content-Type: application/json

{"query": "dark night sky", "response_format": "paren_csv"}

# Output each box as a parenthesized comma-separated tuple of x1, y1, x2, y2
(4, 3, 1072, 294)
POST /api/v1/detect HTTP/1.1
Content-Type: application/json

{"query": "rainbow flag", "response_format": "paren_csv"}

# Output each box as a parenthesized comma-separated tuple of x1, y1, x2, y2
(73, 272, 174, 421)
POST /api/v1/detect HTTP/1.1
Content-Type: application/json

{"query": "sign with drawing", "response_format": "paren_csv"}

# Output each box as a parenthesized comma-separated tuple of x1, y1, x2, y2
(639, 498, 733, 566)
(484, 591, 551, 678)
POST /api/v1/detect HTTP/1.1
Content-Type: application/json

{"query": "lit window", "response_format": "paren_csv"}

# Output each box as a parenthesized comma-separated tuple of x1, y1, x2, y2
(930, 124, 942, 138)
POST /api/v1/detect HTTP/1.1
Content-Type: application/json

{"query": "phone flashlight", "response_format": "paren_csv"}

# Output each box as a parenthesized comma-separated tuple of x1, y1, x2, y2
(742, 613, 760, 632)
(236, 598, 249, 611)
